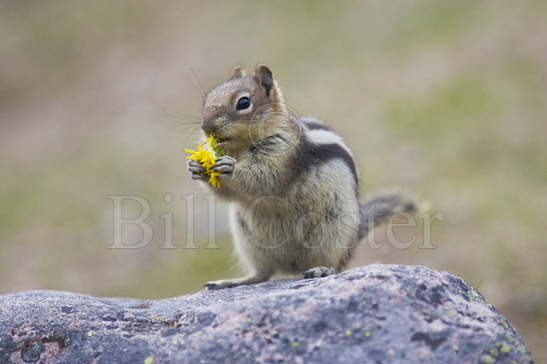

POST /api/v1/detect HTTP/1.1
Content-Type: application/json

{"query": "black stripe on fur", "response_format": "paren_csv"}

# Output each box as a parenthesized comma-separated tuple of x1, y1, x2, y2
(290, 135, 359, 187)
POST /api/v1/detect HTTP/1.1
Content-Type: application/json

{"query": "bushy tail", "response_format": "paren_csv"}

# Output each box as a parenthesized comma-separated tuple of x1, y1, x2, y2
(358, 193, 417, 240)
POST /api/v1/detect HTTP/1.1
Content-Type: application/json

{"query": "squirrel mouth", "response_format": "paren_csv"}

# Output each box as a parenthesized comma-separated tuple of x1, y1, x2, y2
(216, 136, 230, 146)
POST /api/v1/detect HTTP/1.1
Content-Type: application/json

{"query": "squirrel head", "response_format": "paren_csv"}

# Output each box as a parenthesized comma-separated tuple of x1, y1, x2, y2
(201, 65, 288, 152)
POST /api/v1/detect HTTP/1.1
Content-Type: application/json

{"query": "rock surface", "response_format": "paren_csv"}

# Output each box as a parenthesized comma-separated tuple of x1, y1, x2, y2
(0, 264, 534, 363)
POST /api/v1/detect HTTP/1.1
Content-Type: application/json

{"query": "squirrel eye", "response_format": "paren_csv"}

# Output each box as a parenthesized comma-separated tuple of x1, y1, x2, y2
(236, 96, 251, 111)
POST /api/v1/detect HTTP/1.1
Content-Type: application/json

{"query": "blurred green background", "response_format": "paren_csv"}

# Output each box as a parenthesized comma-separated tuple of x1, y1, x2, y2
(1, 1, 546, 360)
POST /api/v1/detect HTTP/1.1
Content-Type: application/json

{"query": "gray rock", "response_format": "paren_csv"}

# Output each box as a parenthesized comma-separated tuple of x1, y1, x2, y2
(0, 264, 534, 363)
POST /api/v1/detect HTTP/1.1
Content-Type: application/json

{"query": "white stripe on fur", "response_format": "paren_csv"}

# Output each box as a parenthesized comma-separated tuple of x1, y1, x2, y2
(305, 129, 354, 158)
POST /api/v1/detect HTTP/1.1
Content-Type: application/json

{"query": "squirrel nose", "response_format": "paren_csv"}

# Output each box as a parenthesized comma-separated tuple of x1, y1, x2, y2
(202, 106, 226, 135)
(202, 119, 217, 135)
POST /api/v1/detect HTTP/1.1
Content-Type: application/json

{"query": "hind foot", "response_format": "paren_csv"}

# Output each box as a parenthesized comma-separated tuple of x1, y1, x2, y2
(204, 274, 270, 290)
(303, 266, 336, 279)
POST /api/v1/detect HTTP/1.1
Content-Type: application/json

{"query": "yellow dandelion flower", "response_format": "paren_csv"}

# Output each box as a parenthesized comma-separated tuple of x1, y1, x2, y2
(185, 135, 224, 188)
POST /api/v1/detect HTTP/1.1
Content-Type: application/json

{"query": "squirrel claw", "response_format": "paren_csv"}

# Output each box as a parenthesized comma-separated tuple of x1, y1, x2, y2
(187, 160, 208, 180)
(212, 156, 236, 176)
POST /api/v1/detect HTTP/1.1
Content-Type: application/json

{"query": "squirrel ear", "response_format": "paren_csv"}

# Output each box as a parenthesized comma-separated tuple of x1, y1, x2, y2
(229, 66, 247, 80)
(254, 65, 274, 97)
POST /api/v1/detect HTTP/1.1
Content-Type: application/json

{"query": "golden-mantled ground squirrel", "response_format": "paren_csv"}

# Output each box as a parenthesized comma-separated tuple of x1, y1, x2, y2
(188, 65, 415, 289)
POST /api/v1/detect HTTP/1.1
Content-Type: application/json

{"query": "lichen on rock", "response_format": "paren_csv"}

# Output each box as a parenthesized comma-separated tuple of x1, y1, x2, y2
(0, 265, 535, 363)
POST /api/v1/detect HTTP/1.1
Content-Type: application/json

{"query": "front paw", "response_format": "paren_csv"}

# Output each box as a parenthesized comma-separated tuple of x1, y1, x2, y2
(212, 155, 236, 180)
(187, 160, 208, 181)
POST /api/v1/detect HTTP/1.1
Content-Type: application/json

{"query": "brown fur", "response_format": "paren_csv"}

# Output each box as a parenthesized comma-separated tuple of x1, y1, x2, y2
(190, 65, 415, 290)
